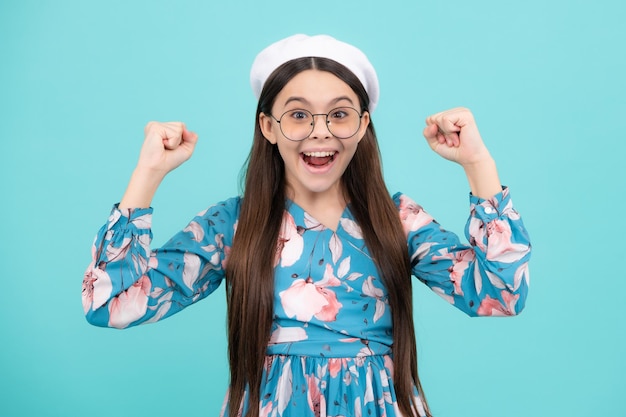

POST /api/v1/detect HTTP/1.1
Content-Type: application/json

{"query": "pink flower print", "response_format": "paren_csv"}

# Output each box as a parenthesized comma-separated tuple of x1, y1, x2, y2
(275, 211, 304, 267)
(259, 403, 273, 417)
(476, 291, 519, 316)
(315, 287, 342, 322)
(398, 195, 435, 234)
(501, 290, 520, 313)
(485, 219, 530, 262)
(306, 373, 323, 416)
(448, 249, 475, 296)
(328, 358, 348, 378)
(279, 265, 343, 322)
(318, 263, 342, 287)
(477, 295, 505, 316)
(432, 248, 473, 295)
(108, 275, 152, 328)
(82, 244, 101, 312)
(82, 264, 113, 311)
(82, 267, 97, 313)
(280, 279, 328, 321)
(316, 265, 343, 321)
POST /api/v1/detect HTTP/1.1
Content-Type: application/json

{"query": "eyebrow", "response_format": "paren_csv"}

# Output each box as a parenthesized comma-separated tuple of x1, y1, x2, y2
(283, 95, 355, 107)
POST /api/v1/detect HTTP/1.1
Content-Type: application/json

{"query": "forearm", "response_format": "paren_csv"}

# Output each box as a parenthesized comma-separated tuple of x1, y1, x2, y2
(119, 167, 166, 209)
(83, 202, 232, 329)
(462, 156, 502, 200)
(402, 189, 531, 317)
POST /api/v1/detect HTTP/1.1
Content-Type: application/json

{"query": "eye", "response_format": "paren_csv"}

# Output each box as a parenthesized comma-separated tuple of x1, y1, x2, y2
(330, 108, 349, 119)
(288, 110, 311, 121)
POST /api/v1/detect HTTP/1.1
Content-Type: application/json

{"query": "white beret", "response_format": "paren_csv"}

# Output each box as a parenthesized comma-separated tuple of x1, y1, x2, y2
(250, 34, 380, 112)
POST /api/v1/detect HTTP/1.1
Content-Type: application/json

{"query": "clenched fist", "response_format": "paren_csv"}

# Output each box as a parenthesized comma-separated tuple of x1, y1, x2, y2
(118, 122, 198, 209)
(137, 121, 199, 176)
(423, 107, 492, 167)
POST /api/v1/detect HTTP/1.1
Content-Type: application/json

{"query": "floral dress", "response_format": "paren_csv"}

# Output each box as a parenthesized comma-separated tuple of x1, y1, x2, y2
(82, 188, 531, 417)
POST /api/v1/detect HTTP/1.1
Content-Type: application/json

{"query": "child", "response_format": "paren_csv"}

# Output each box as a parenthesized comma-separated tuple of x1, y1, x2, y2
(82, 34, 531, 417)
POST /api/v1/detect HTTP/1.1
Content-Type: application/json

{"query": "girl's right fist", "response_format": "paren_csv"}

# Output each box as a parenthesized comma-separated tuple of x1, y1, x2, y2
(137, 121, 198, 175)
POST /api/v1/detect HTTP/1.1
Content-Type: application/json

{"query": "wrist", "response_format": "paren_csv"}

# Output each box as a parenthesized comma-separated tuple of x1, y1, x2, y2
(460, 151, 495, 170)
(133, 163, 169, 181)
(118, 167, 165, 209)
(463, 157, 502, 199)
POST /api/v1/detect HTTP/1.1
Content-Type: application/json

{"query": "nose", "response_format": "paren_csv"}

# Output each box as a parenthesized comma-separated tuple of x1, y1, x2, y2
(309, 114, 332, 139)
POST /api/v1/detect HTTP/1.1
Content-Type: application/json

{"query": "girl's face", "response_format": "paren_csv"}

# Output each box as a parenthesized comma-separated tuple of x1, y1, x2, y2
(259, 70, 370, 202)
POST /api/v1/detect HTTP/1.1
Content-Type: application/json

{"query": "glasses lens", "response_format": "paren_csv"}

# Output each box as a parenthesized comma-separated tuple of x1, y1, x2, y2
(326, 107, 361, 139)
(278, 107, 361, 141)
(279, 109, 313, 141)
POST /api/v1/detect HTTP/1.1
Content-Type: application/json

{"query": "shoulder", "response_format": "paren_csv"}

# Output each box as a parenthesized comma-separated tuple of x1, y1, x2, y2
(191, 196, 241, 232)
(196, 196, 241, 217)
(391, 192, 437, 235)
(391, 191, 422, 210)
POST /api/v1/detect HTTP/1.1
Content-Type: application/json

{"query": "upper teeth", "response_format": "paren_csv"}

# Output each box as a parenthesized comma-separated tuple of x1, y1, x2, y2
(303, 151, 335, 157)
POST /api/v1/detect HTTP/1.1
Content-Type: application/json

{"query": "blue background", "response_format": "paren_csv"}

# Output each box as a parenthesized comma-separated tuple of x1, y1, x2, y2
(1, 1, 624, 416)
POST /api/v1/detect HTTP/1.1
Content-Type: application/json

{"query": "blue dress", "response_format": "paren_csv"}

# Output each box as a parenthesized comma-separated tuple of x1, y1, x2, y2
(82, 188, 530, 416)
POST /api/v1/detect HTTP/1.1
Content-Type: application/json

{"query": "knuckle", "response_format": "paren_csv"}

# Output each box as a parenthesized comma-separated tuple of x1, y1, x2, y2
(145, 121, 160, 133)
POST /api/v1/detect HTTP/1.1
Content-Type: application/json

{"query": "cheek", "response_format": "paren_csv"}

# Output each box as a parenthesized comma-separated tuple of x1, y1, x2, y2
(343, 142, 361, 161)
(275, 142, 302, 162)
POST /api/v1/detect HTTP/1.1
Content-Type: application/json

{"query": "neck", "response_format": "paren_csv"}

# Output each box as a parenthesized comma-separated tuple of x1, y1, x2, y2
(286, 184, 347, 231)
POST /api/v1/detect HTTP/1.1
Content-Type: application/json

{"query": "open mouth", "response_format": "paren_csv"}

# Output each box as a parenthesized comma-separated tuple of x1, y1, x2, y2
(301, 151, 336, 167)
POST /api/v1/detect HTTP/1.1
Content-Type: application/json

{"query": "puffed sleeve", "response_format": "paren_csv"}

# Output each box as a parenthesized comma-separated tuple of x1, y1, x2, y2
(394, 188, 531, 316)
(82, 197, 240, 328)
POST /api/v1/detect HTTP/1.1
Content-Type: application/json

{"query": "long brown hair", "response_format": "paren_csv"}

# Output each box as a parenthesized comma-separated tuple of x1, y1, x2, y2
(225, 57, 431, 417)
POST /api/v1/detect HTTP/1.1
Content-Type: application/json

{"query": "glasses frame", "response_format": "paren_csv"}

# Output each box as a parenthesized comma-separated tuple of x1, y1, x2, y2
(270, 106, 364, 142)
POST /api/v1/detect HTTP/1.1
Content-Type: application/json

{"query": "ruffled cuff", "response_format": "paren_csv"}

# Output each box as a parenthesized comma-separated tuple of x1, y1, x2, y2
(106, 204, 154, 230)
(469, 186, 511, 221)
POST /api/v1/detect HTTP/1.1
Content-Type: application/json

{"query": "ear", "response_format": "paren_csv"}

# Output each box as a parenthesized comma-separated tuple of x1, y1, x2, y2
(356, 110, 370, 143)
(259, 112, 277, 144)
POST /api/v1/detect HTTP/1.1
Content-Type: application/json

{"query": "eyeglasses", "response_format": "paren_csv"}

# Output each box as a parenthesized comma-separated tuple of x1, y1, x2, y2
(270, 107, 364, 141)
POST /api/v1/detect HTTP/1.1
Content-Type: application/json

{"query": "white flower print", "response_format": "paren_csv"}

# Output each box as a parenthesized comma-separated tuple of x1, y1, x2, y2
(184, 221, 204, 242)
(276, 211, 304, 267)
(339, 217, 363, 239)
(362, 276, 386, 323)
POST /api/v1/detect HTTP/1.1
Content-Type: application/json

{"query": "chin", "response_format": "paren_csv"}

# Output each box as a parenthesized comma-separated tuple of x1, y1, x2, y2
(293, 177, 343, 196)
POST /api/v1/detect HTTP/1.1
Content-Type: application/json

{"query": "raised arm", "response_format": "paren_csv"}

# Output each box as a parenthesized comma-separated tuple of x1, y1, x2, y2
(397, 108, 531, 316)
(82, 122, 235, 329)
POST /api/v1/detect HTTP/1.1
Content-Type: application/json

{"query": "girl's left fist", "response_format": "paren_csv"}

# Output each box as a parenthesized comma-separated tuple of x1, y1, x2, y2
(423, 107, 492, 166)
